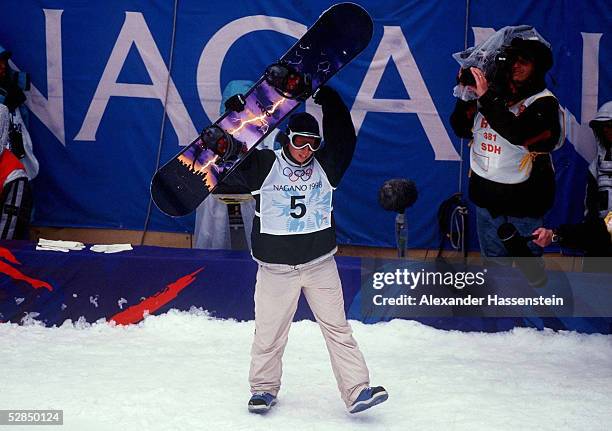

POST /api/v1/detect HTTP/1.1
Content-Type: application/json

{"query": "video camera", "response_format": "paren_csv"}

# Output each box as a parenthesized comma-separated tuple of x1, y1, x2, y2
(456, 45, 518, 88)
(0, 70, 30, 108)
(1, 68, 30, 90)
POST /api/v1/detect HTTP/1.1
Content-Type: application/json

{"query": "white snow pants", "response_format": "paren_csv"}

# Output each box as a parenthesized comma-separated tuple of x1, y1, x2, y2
(249, 255, 370, 407)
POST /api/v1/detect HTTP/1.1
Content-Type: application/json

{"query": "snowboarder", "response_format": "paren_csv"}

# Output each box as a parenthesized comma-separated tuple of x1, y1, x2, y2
(225, 85, 388, 414)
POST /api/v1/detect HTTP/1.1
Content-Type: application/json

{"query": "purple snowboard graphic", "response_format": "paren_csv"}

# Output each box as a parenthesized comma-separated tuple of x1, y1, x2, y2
(151, 3, 373, 216)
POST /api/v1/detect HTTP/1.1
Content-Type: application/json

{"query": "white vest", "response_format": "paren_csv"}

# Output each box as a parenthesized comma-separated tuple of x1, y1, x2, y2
(253, 150, 334, 235)
(589, 143, 612, 218)
(470, 89, 564, 184)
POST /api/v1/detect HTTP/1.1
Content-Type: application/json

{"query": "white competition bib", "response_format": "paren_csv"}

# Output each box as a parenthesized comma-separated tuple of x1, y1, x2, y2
(470, 89, 562, 184)
(254, 150, 334, 235)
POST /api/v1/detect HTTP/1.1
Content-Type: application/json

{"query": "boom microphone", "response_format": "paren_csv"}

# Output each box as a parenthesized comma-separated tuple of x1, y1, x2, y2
(378, 179, 418, 214)
(378, 179, 418, 258)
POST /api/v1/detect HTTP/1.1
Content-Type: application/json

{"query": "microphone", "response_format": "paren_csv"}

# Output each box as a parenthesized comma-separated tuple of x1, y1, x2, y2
(378, 179, 418, 214)
(497, 223, 547, 287)
(497, 223, 536, 257)
(378, 179, 418, 257)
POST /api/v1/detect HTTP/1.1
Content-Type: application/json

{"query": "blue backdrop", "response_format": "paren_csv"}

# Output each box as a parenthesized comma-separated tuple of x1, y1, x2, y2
(0, 0, 609, 248)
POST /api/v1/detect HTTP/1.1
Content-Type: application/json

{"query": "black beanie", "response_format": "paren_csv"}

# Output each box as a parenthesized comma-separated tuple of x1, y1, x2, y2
(288, 112, 320, 136)
(510, 38, 553, 74)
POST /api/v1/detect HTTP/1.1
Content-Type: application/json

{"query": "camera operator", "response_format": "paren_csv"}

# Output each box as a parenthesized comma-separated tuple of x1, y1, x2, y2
(0, 103, 32, 239)
(532, 102, 612, 257)
(0, 47, 27, 113)
(0, 45, 38, 180)
(450, 37, 562, 257)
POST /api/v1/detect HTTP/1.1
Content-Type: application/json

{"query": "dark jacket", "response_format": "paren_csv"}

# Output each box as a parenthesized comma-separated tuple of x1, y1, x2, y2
(233, 89, 356, 265)
(554, 172, 612, 256)
(556, 217, 612, 257)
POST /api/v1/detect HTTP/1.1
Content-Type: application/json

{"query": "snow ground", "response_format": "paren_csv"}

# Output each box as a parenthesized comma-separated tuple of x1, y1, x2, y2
(2, 310, 611, 431)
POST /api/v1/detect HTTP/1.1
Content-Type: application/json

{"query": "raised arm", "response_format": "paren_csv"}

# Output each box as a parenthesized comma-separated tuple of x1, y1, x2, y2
(314, 86, 357, 187)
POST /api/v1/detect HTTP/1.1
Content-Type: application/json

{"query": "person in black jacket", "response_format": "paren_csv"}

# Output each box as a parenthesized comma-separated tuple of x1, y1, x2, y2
(226, 86, 387, 414)
(0, 104, 32, 239)
(532, 102, 612, 257)
(531, 213, 612, 257)
(0, 48, 27, 114)
(450, 38, 562, 257)
(0, 45, 38, 180)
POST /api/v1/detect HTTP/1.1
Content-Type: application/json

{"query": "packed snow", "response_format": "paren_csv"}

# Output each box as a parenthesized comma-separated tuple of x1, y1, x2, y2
(2, 309, 611, 431)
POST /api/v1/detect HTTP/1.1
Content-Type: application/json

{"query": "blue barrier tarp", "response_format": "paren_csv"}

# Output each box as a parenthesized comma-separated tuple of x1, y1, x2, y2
(1, 241, 609, 334)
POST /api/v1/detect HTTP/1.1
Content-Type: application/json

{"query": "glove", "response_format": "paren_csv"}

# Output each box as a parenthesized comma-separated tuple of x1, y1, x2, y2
(224, 93, 246, 113)
(312, 85, 337, 106)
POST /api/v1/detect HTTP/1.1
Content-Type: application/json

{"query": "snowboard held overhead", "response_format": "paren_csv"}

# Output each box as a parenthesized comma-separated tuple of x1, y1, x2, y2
(150, 3, 373, 217)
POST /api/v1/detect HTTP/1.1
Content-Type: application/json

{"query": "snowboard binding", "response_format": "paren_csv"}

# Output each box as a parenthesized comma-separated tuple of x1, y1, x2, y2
(265, 63, 312, 101)
(199, 125, 244, 162)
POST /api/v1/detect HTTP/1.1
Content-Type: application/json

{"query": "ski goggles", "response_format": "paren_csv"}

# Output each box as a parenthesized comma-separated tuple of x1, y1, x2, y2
(287, 130, 322, 152)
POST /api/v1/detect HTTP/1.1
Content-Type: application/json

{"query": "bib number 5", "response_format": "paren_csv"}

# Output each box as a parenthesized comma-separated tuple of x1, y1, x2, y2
(290, 195, 306, 219)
